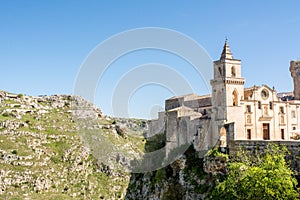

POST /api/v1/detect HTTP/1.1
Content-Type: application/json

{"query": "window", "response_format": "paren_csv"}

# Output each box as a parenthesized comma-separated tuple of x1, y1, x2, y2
(258, 101, 261, 109)
(292, 110, 296, 118)
(293, 127, 296, 130)
(281, 129, 285, 140)
(232, 90, 238, 106)
(261, 89, 269, 99)
(269, 102, 273, 110)
(231, 66, 236, 77)
(247, 129, 251, 140)
(218, 67, 222, 76)
(246, 105, 251, 113)
(280, 106, 284, 114)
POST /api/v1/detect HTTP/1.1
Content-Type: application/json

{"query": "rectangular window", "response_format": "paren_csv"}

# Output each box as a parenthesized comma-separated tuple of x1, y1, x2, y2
(247, 129, 251, 140)
(292, 110, 296, 118)
(281, 129, 285, 140)
(280, 106, 284, 114)
(246, 105, 251, 113)
(258, 101, 261, 109)
(269, 102, 273, 110)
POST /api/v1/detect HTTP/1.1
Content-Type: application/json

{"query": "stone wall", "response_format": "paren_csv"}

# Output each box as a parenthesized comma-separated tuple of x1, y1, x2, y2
(230, 140, 300, 173)
(147, 112, 165, 138)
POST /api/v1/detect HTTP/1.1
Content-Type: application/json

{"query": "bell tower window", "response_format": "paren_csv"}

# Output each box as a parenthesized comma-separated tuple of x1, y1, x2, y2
(232, 90, 238, 106)
(218, 67, 222, 77)
(231, 66, 236, 77)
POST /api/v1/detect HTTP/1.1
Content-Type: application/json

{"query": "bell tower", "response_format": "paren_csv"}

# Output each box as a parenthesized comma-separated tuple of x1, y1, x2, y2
(211, 40, 245, 138)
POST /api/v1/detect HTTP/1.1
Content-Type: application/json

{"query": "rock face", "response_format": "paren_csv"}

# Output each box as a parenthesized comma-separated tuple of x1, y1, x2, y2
(290, 60, 300, 100)
(125, 145, 224, 200)
(0, 90, 229, 199)
(7, 90, 299, 199)
(0, 91, 147, 199)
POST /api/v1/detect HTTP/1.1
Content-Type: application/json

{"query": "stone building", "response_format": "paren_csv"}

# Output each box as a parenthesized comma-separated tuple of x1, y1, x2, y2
(149, 40, 300, 153)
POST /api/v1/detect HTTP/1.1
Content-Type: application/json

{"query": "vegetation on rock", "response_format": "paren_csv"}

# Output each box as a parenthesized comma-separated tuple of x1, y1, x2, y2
(0, 91, 146, 199)
(0, 91, 298, 200)
(212, 144, 299, 200)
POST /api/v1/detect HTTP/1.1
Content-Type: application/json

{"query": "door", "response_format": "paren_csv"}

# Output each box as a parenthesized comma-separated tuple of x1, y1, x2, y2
(247, 129, 251, 140)
(263, 123, 270, 140)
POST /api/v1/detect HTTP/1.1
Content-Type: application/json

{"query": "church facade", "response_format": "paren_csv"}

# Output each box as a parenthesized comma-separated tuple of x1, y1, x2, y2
(149, 41, 300, 152)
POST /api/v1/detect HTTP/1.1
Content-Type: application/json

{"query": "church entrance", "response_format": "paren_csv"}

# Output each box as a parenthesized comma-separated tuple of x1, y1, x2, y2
(263, 123, 270, 140)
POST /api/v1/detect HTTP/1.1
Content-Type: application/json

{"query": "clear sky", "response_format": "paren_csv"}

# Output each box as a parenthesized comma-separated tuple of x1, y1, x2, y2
(1, 1, 300, 119)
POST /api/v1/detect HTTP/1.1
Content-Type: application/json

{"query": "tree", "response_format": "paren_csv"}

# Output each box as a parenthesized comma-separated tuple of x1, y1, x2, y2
(212, 144, 299, 200)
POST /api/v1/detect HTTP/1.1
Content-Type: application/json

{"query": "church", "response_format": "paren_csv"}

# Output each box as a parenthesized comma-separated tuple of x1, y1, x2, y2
(149, 40, 300, 152)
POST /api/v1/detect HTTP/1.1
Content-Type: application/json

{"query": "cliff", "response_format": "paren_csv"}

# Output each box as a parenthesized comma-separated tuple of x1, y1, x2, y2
(0, 91, 147, 199)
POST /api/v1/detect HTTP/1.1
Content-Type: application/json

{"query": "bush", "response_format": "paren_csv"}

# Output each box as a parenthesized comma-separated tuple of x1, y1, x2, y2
(2, 112, 10, 117)
(212, 144, 299, 200)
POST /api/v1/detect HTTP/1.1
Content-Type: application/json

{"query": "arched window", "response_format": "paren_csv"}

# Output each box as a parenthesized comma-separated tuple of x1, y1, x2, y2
(218, 67, 222, 76)
(232, 90, 238, 106)
(231, 66, 236, 77)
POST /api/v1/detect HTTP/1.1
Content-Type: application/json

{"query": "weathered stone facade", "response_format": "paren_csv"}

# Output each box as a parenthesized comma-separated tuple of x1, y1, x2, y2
(150, 40, 300, 154)
(290, 60, 300, 100)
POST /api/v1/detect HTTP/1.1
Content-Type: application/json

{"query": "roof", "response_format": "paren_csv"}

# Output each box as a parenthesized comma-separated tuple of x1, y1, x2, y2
(167, 105, 202, 119)
(168, 105, 195, 112)
(167, 93, 211, 101)
(244, 87, 254, 100)
(220, 39, 233, 60)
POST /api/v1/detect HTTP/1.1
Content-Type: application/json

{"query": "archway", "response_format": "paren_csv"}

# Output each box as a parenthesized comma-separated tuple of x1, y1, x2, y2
(232, 90, 238, 106)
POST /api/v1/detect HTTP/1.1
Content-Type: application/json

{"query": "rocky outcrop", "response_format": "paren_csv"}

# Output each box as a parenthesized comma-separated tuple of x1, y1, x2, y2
(125, 146, 217, 200)
(0, 91, 146, 199)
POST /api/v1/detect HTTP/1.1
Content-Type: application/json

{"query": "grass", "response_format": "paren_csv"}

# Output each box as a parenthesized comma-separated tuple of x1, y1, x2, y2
(0, 113, 14, 121)
(0, 93, 151, 199)
(45, 140, 71, 156)
(4, 99, 18, 104)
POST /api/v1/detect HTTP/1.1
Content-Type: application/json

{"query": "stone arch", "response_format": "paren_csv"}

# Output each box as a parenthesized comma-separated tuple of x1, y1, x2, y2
(232, 89, 238, 106)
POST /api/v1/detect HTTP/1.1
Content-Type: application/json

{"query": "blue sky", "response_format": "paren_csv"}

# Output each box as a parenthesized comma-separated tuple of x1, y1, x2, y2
(1, 1, 300, 119)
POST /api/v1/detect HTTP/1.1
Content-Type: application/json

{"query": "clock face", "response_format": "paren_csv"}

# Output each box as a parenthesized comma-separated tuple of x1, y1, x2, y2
(261, 89, 269, 99)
